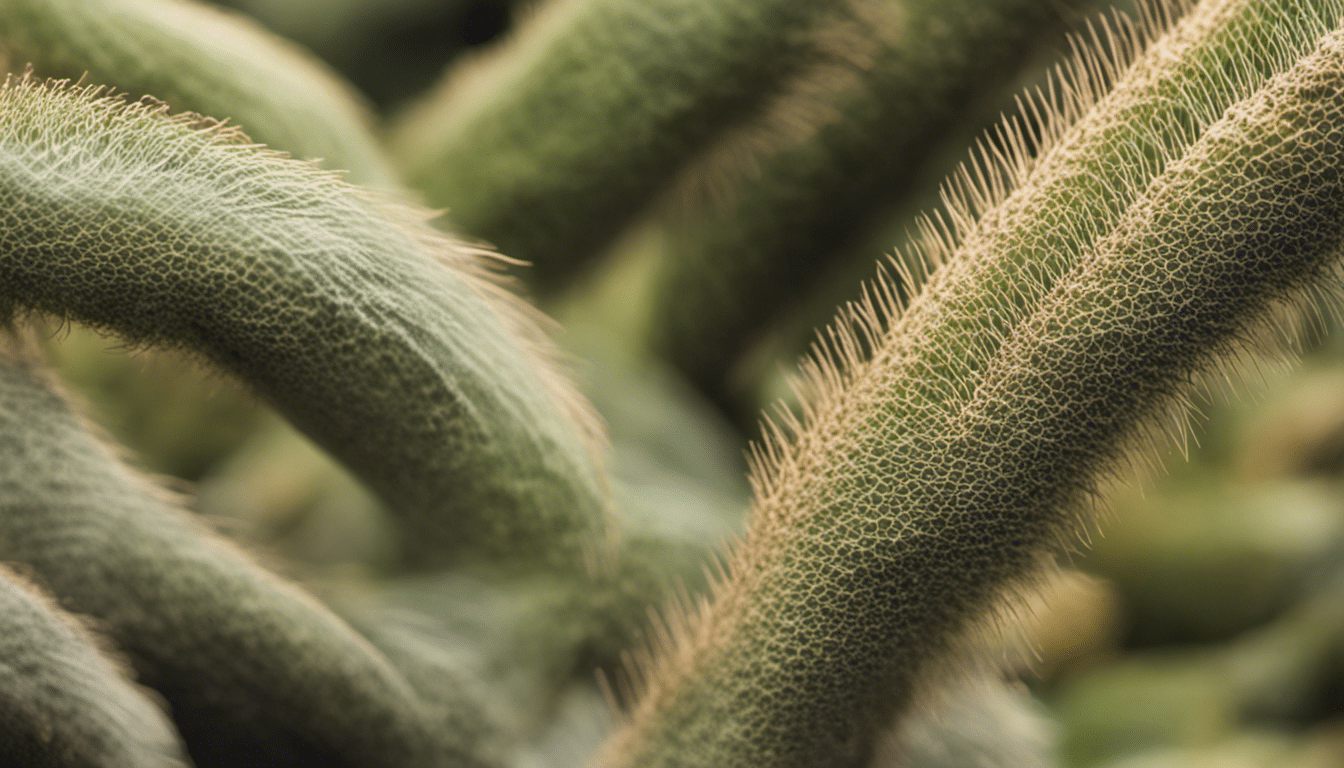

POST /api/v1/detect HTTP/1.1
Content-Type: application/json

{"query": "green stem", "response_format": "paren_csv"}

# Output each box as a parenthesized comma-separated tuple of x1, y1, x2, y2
(650, 0, 1087, 403)
(598, 2, 1344, 765)
(392, 0, 849, 289)
(0, 0, 397, 186)
(0, 76, 610, 569)
(0, 348, 507, 767)
(0, 563, 188, 768)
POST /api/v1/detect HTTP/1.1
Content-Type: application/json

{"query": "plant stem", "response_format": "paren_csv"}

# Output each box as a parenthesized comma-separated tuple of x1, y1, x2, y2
(597, 2, 1344, 765)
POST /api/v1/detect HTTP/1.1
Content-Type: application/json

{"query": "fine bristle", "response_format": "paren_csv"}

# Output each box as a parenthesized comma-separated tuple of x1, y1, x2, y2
(630, 0, 1196, 697)
(758, 0, 1198, 506)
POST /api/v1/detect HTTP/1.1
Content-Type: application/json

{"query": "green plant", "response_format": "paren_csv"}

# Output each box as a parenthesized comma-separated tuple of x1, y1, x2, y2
(3, 0, 1344, 766)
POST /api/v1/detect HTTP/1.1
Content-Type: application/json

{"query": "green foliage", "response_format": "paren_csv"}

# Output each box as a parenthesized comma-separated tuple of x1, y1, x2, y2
(4, 0, 1344, 766)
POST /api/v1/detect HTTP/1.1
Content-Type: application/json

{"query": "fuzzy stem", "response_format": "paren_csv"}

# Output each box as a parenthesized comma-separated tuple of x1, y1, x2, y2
(0, 349, 509, 767)
(0, 0, 397, 186)
(0, 76, 610, 569)
(0, 564, 189, 768)
(391, 0, 849, 289)
(597, 2, 1344, 766)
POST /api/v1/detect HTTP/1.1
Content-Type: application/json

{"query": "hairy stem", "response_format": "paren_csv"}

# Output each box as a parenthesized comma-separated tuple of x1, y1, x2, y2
(650, 0, 1085, 402)
(598, 2, 1344, 766)
(0, 347, 508, 767)
(0, 76, 609, 569)
(0, 564, 188, 768)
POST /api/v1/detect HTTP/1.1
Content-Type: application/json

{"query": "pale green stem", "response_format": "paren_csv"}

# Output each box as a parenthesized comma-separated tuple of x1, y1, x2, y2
(0, 77, 610, 569)
(650, 0, 1086, 402)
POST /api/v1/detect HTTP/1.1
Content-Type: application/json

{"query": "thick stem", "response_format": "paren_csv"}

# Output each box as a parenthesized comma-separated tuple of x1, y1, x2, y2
(0, 350, 508, 767)
(0, 564, 188, 768)
(597, 2, 1344, 765)
(0, 77, 610, 569)
(392, 0, 850, 289)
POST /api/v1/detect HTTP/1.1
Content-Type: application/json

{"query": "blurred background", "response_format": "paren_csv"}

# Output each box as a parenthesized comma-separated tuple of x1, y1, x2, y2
(29, 0, 1344, 765)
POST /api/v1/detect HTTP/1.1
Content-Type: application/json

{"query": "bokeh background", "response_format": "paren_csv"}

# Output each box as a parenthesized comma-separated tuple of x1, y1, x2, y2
(31, 0, 1344, 765)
